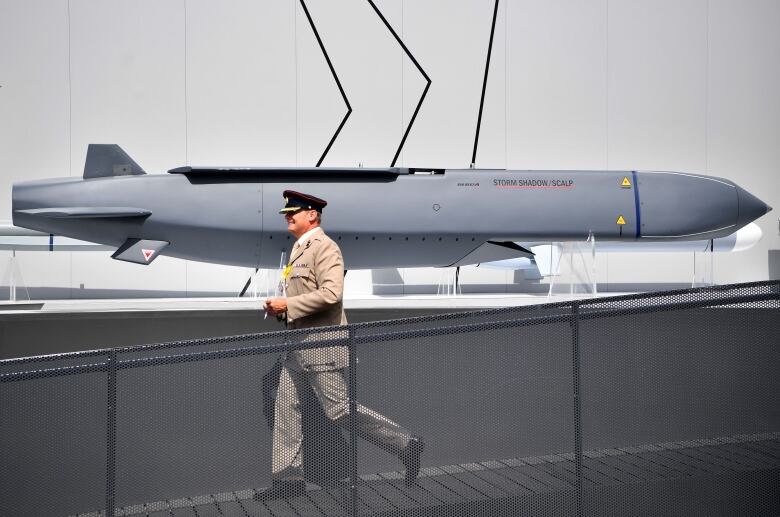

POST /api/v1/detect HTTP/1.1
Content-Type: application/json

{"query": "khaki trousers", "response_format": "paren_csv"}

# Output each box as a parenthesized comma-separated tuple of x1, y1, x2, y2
(272, 356, 411, 480)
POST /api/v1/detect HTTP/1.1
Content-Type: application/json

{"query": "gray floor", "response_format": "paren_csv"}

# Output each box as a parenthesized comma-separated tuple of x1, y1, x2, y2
(94, 433, 780, 517)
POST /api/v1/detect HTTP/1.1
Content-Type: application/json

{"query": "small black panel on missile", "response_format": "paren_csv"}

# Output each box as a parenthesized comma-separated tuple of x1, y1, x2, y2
(168, 166, 409, 177)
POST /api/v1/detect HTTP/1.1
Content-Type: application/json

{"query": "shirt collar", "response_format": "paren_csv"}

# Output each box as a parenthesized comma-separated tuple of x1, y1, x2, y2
(294, 226, 322, 250)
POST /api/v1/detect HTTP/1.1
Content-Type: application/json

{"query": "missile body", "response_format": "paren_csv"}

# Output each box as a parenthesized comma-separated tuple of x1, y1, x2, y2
(12, 146, 771, 269)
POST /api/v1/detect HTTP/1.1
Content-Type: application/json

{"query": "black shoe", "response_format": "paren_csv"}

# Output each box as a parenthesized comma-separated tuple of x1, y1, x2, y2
(399, 436, 424, 484)
(253, 479, 306, 501)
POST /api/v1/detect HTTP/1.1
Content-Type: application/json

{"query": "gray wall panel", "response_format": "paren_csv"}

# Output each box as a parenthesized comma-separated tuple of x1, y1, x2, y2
(295, 0, 404, 168)
(707, 0, 780, 283)
(400, 0, 499, 168)
(607, 0, 708, 172)
(68, 0, 186, 174)
(0, 0, 778, 294)
(186, 0, 297, 166)
(506, 0, 608, 170)
(0, 0, 70, 216)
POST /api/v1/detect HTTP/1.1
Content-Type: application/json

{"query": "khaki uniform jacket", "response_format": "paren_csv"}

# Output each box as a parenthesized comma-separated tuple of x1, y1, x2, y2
(284, 229, 349, 371)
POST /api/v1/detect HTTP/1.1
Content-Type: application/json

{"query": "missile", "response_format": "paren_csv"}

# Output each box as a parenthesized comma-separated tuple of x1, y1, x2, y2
(12, 144, 772, 270)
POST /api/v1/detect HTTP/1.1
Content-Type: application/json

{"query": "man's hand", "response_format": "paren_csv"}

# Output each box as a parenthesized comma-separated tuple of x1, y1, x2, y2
(264, 297, 288, 316)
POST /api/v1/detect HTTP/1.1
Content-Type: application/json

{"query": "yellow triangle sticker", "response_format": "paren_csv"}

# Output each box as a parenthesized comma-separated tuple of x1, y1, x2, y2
(621, 177, 632, 188)
(616, 215, 627, 225)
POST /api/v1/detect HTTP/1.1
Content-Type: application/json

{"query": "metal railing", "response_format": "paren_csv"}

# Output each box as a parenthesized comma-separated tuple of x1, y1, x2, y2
(1, 280, 778, 517)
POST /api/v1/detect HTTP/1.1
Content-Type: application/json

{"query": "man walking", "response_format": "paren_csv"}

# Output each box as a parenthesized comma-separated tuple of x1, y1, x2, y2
(257, 190, 423, 501)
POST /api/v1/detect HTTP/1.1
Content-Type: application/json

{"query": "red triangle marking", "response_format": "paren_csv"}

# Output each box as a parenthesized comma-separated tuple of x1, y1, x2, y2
(142, 249, 155, 261)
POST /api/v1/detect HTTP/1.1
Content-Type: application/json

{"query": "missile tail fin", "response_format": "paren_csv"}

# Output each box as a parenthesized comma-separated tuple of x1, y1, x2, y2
(84, 144, 146, 179)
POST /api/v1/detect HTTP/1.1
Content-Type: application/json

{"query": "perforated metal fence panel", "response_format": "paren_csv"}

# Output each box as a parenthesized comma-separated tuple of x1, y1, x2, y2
(0, 281, 778, 517)
(577, 285, 780, 517)
(352, 321, 577, 516)
(0, 368, 108, 517)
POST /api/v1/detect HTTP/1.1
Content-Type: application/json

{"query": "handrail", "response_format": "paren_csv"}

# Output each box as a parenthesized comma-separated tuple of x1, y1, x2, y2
(1, 285, 776, 381)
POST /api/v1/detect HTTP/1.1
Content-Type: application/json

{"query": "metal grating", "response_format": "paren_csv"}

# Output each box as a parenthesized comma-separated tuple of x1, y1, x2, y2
(0, 281, 778, 517)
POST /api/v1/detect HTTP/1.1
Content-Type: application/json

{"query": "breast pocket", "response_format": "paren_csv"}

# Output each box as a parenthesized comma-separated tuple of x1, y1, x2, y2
(290, 266, 316, 286)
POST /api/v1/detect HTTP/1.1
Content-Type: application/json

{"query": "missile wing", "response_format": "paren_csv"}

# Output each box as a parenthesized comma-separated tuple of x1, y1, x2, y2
(11, 144, 772, 269)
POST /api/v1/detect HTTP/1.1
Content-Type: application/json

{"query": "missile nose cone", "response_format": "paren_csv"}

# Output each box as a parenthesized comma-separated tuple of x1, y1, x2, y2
(736, 186, 771, 228)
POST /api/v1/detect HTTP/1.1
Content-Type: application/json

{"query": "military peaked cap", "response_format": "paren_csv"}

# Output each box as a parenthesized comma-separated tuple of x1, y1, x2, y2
(279, 190, 328, 214)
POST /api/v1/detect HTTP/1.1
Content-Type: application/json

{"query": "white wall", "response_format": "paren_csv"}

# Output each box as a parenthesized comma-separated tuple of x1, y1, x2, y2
(0, 0, 778, 298)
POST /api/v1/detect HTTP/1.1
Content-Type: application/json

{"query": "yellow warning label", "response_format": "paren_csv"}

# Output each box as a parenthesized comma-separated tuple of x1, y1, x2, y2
(616, 215, 627, 225)
(621, 177, 632, 188)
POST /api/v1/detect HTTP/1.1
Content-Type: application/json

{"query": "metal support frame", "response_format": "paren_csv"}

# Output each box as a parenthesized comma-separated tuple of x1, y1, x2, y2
(2, 250, 30, 302)
(570, 303, 584, 517)
(348, 330, 359, 517)
(106, 349, 117, 517)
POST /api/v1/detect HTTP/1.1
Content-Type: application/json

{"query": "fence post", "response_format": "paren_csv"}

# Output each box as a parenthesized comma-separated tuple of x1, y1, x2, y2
(347, 328, 358, 517)
(106, 348, 117, 517)
(571, 303, 584, 517)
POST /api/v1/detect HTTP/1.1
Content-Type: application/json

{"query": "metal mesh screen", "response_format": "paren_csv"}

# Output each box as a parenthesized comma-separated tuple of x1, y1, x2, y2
(0, 281, 778, 517)
(0, 370, 108, 517)
(351, 322, 576, 516)
(578, 287, 780, 517)
(113, 354, 275, 510)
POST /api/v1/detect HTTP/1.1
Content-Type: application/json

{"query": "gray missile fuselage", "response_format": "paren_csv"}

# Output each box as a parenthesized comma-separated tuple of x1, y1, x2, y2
(12, 155, 772, 269)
